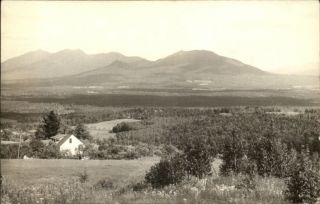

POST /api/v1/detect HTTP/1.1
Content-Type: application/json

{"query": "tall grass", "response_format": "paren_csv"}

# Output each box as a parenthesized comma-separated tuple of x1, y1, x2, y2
(1, 174, 288, 204)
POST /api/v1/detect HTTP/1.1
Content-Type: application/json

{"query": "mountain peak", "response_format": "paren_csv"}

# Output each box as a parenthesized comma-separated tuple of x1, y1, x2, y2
(156, 49, 220, 66)
(54, 49, 86, 55)
(174, 50, 218, 56)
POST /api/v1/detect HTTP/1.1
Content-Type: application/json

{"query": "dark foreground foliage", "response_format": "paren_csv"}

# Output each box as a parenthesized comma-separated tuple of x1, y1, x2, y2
(285, 153, 320, 203)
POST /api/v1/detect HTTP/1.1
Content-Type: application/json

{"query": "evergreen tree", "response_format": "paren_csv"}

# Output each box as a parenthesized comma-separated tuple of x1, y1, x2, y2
(35, 111, 60, 139)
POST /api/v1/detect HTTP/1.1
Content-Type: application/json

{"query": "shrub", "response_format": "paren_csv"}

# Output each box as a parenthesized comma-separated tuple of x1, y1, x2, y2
(78, 169, 89, 183)
(135, 143, 153, 157)
(131, 181, 149, 192)
(285, 153, 320, 203)
(0, 143, 33, 159)
(29, 138, 45, 158)
(112, 122, 136, 133)
(145, 155, 185, 188)
(235, 174, 256, 192)
(40, 142, 60, 159)
(161, 144, 180, 158)
(181, 136, 215, 179)
(95, 178, 115, 189)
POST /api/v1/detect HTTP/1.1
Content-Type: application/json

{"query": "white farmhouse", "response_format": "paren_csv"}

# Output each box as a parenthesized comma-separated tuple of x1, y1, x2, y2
(51, 134, 84, 155)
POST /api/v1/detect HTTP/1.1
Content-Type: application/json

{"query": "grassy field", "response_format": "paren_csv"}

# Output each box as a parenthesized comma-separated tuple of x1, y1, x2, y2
(1, 158, 288, 204)
(85, 119, 140, 140)
(1, 157, 158, 186)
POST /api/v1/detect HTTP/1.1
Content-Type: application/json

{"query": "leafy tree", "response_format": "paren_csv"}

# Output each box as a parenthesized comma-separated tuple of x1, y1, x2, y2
(220, 129, 247, 176)
(29, 138, 45, 158)
(74, 123, 91, 140)
(41, 142, 60, 159)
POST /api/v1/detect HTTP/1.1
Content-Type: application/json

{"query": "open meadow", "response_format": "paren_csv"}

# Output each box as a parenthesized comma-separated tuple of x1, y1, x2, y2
(1, 157, 158, 186)
(85, 119, 140, 140)
(1, 157, 290, 204)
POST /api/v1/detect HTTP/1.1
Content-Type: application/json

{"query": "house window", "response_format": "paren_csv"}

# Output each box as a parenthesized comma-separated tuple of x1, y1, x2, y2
(69, 138, 72, 143)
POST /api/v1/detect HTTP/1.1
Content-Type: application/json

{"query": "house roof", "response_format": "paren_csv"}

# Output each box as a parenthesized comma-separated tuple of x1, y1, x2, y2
(56, 134, 82, 147)
(57, 135, 72, 146)
(51, 134, 66, 140)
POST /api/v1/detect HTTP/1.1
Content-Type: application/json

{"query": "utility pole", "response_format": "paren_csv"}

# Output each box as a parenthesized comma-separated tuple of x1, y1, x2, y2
(17, 130, 22, 159)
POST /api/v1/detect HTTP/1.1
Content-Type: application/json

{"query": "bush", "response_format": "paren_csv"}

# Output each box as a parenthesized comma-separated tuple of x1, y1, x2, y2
(78, 169, 89, 183)
(112, 122, 136, 133)
(40, 142, 60, 159)
(161, 144, 180, 158)
(235, 174, 256, 192)
(0, 143, 32, 159)
(135, 143, 153, 157)
(181, 136, 215, 178)
(94, 178, 115, 189)
(29, 138, 45, 158)
(131, 181, 149, 192)
(285, 153, 320, 203)
(145, 155, 185, 188)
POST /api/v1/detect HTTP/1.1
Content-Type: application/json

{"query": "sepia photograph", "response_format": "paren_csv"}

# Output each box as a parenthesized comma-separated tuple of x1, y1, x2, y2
(1, 1, 320, 203)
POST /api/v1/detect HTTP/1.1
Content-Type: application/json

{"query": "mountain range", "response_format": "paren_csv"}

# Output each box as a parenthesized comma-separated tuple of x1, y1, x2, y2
(1, 49, 318, 90)
(1, 49, 145, 80)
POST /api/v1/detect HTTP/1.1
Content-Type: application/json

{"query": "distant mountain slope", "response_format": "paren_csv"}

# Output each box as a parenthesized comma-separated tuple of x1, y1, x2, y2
(151, 50, 267, 75)
(2, 49, 317, 90)
(52, 50, 268, 86)
(1, 50, 50, 72)
(1, 49, 148, 80)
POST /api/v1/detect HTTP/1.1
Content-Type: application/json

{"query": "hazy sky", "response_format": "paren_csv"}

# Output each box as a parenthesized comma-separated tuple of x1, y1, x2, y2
(1, 1, 319, 74)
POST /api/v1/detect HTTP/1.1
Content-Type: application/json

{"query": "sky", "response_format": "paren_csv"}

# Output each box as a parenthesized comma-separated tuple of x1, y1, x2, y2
(1, 1, 319, 75)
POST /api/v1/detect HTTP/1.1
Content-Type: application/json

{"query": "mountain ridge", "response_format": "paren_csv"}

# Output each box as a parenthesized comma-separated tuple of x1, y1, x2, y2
(1, 49, 148, 80)
(2, 49, 316, 90)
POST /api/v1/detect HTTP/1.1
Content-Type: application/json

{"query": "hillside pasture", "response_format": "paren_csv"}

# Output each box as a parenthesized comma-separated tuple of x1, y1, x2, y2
(84, 119, 140, 140)
(1, 157, 158, 186)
